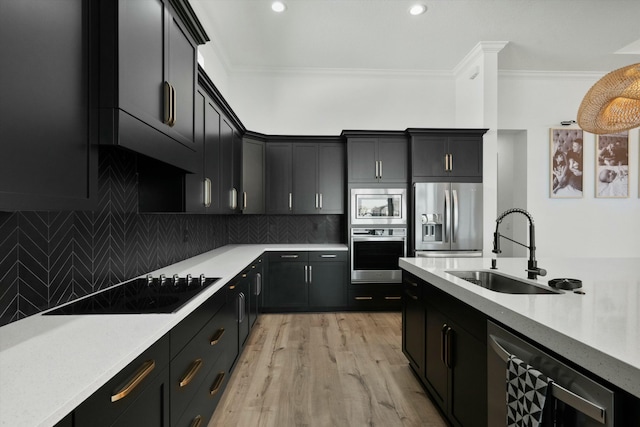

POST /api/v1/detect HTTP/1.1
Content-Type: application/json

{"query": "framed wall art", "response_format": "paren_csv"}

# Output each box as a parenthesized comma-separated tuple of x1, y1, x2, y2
(596, 131, 629, 198)
(550, 128, 584, 198)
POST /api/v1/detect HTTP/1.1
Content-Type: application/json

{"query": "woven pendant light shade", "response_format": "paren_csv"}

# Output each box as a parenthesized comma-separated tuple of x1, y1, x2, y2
(577, 63, 640, 134)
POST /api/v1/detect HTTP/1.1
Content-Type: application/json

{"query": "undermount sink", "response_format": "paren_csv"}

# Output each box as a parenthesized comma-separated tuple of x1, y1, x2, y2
(445, 270, 562, 294)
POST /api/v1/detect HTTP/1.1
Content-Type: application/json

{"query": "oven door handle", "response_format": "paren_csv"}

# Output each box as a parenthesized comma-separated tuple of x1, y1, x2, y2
(351, 237, 407, 242)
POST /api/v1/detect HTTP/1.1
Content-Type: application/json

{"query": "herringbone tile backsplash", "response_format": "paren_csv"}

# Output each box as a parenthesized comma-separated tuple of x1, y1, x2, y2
(0, 148, 343, 326)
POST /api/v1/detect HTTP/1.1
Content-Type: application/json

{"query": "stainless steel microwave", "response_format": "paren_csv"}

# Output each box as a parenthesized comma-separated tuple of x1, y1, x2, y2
(350, 188, 407, 225)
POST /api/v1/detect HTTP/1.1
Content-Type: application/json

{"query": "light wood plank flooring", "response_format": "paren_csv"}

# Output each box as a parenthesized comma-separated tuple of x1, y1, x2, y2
(208, 312, 447, 427)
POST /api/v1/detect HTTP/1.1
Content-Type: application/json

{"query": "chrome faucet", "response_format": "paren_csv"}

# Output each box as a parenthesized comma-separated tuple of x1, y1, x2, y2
(492, 208, 547, 280)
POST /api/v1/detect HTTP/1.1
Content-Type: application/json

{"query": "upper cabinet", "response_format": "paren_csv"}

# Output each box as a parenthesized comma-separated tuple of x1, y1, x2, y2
(408, 129, 488, 182)
(184, 70, 244, 214)
(98, 0, 209, 173)
(344, 132, 408, 184)
(242, 134, 266, 215)
(0, 0, 97, 211)
(266, 138, 345, 215)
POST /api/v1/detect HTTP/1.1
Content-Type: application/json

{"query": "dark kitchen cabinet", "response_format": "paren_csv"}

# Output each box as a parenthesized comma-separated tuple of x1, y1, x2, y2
(74, 334, 171, 427)
(0, 0, 97, 211)
(265, 251, 347, 310)
(408, 129, 487, 182)
(98, 0, 208, 173)
(404, 274, 487, 427)
(266, 139, 345, 214)
(345, 133, 408, 184)
(348, 284, 403, 310)
(185, 71, 244, 214)
(242, 136, 266, 214)
(402, 274, 425, 378)
(248, 257, 264, 327)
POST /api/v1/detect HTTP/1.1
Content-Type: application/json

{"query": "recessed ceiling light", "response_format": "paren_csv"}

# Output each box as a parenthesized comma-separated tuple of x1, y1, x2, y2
(409, 4, 427, 16)
(272, 1, 286, 13)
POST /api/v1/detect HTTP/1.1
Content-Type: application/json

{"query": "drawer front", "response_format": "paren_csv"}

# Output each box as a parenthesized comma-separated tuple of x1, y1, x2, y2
(170, 299, 233, 425)
(402, 272, 423, 300)
(174, 352, 230, 427)
(348, 285, 402, 310)
(75, 334, 170, 427)
(308, 251, 348, 263)
(171, 288, 226, 358)
(268, 251, 308, 263)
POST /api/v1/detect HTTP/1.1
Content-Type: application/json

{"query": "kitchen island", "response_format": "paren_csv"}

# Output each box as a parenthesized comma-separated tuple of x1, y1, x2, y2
(0, 244, 346, 427)
(399, 256, 640, 400)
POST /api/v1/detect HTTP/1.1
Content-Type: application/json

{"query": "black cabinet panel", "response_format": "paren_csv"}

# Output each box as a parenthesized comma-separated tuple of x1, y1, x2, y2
(0, 0, 96, 210)
(266, 144, 293, 214)
(347, 136, 407, 184)
(267, 257, 308, 308)
(242, 137, 265, 214)
(309, 261, 347, 308)
(402, 274, 425, 377)
(293, 144, 319, 214)
(318, 143, 345, 214)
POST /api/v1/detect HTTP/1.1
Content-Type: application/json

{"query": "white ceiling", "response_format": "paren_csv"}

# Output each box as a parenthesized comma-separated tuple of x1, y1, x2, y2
(190, 0, 640, 74)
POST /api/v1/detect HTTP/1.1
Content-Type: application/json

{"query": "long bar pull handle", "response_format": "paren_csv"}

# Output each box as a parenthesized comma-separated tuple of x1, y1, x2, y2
(449, 154, 453, 172)
(255, 272, 262, 296)
(315, 193, 319, 209)
(209, 371, 226, 396)
(179, 359, 203, 388)
(452, 189, 459, 244)
(204, 178, 212, 208)
(111, 360, 156, 402)
(190, 415, 203, 427)
(210, 328, 225, 345)
(280, 254, 299, 259)
(230, 188, 238, 210)
(308, 265, 312, 283)
(304, 265, 308, 283)
(444, 189, 451, 243)
(164, 82, 172, 125)
(289, 192, 293, 211)
(320, 254, 337, 258)
(243, 191, 247, 210)
(444, 153, 449, 172)
(355, 296, 373, 300)
(379, 160, 383, 179)
(405, 279, 418, 287)
(375, 161, 379, 179)
(445, 327, 453, 369)
(404, 289, 418, 300)
(385, 296, 402, 300)
(440, 324, 448, 366)
(488, 335, 606, 424)
(319, 193, 323, 209)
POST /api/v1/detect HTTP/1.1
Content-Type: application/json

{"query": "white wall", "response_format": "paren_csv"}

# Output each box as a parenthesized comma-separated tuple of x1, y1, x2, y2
(228, 70, 456, 135)
(499, 72, 640, 258)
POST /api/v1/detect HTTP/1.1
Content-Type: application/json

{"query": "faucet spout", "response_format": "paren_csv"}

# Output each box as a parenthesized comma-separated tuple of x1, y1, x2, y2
(492, 208, 546, 280)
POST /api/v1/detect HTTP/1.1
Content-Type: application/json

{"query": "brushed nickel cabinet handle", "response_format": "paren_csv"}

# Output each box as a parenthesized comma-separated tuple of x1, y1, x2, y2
(280, 254, 299, 259)
(403, 289, 418, 300)
(210, 371, 226, 396)
(190, 415, 202, 427)
(210, 328, 225, 345)
(308, 265, 312, 283)
(204, 178, 212, 208)
(379, 160, 383, 178)
(405, 279, 418, 287)
(440, 324, 448, 365)
(243, 191, 247, 210)
(315, 193, 319, 209)
(445, 326, 453, 369)
(385, 296, 401, 300)
(179, 358, 203, 388)
(229, 284, 236, 290)
(320, 254, 336, 258)
(289, 192, 293, 210)
(164, 82, 172, 125)
(375, 160, 379, 179)
(355, 296, 373, 300)
(111, 359, 155, 402)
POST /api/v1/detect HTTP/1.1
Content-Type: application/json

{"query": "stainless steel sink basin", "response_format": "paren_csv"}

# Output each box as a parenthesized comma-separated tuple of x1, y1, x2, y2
(446, 270, 562, 294)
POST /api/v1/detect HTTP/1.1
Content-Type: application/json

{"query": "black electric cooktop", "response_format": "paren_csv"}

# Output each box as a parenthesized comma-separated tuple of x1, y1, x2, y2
(45, 275, 220, 315)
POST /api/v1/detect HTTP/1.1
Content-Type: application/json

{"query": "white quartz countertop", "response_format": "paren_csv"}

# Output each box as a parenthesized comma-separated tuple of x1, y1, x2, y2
(399, 256, 640, 399)
(0, 244, 346, 427)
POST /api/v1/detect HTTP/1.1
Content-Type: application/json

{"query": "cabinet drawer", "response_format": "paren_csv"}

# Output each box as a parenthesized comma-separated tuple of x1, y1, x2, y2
(348, 285, 402, 310)
(171, 288, 226, 358)
(402, 272, 423, 300)
(174, 352, 230, 427)
(170, 306, 229, 426)
(75, 334, 170, 427)
(268, 251, 308, 263)
(308, 251, 347, 263)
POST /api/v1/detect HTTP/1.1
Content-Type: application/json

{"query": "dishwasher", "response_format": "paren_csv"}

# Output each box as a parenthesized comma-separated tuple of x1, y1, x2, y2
(487, 321, 614, 426)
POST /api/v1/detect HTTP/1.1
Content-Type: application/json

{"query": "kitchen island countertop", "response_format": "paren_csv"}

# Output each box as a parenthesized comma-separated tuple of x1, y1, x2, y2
(399, 256, 640, 399)
(0, 244, 346, 427)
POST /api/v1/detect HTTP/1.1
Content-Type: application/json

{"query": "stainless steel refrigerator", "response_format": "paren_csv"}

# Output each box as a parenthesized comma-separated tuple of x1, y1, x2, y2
(413, 182, 483, 256)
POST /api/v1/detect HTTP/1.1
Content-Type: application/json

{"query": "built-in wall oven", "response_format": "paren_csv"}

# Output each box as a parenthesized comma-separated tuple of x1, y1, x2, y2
(350, 228, 407, 283)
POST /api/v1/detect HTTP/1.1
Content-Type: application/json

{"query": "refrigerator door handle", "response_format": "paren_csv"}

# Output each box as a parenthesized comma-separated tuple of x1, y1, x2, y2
(444, 189, 450, 243)
(452, 189, 459, 243)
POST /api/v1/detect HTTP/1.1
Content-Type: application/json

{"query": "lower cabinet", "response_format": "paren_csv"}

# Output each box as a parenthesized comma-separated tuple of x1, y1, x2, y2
(264, 251, 347, 311)
(74, 334, 171, 427)
(402, 271, 487, 427)
(348, 284, 403, 310)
